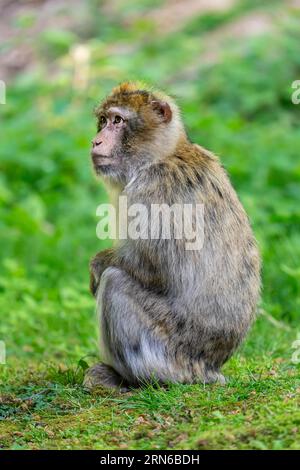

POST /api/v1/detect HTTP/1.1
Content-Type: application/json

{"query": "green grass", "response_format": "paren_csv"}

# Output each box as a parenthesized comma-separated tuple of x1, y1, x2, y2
(0, 319, 299, 450)
(0, 0, 300, 450)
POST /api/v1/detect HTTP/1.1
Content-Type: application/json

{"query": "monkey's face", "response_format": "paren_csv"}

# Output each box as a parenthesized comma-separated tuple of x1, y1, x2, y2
(91, 98, 173, 183)
(91, 106, 129, 181)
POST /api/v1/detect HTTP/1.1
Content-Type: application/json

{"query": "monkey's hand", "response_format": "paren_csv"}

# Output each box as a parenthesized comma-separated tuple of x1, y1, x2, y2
(89, 248, 116, 297)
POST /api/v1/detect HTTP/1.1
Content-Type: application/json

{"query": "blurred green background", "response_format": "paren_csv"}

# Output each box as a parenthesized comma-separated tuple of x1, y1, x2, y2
(1, 0, 300, 451)
(0, 0, 299, 361)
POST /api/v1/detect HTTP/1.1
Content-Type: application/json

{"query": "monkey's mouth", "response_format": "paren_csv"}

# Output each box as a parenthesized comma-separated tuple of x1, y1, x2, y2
(92, 154, 118, 169)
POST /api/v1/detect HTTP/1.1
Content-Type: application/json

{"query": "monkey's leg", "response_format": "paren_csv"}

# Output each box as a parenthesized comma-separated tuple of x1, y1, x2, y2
(83, 363, 130, 393)
(92, 267, 225, 386)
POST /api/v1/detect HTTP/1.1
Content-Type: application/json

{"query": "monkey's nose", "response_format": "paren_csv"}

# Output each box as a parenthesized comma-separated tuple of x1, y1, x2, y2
(92, 139, 102, 148)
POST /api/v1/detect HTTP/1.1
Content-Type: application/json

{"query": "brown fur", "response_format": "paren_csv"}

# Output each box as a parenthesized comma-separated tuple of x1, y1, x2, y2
(84, 82, 261, 391)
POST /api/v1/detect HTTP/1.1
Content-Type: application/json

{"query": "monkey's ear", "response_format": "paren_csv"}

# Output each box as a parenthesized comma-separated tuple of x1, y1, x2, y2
(151, 100, 172, 123)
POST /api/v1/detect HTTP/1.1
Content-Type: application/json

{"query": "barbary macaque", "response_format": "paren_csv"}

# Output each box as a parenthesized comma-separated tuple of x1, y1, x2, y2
(84, 82, 261, 391)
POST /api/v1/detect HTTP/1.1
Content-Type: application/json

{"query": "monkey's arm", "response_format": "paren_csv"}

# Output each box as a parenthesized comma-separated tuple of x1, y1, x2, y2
(89, 248, 117, 296)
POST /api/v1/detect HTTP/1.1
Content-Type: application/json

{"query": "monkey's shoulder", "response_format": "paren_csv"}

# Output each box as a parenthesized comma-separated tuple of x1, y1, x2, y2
(125, 144, 231, 204)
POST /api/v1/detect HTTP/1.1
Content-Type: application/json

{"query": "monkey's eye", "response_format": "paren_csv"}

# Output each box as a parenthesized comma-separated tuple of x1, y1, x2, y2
(113, 115, 124, 124)
(99, 116, 107, 128)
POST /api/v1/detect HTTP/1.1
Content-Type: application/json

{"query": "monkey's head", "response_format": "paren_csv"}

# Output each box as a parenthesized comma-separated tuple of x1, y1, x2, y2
(91, 82, 184, 183)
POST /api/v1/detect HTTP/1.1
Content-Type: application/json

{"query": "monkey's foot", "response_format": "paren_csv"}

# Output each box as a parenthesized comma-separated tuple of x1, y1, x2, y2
(83, 363, 129, 393)
(204, 369, 226, 385)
